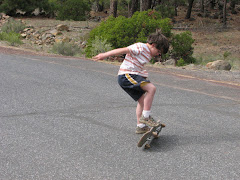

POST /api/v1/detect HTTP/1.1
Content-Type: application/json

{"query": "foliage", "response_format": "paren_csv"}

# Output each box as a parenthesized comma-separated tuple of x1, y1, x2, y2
(155, 4, 175, 18)
(1, 18, 26, 33)
(43, 0, 58, 17)
(56, 0, 90, 21)
(86, 10, 172, 57)
(0, 0, 50, 16)
(171, 31, 195, 64)
(0, 31, 22, 46)
(51, 42, 80, 56)
(87, 36, 113, 57)
(223, 51, 231, 59)
(0, 18, 24, 46)
(176, 58, 186, 66)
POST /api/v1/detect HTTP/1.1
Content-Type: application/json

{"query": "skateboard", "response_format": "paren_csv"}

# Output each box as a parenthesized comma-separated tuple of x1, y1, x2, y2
(137, 123, 165, 149)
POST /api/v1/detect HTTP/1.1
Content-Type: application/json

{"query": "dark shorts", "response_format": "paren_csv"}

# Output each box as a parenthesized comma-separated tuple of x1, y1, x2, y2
(118, 74, 150, 101)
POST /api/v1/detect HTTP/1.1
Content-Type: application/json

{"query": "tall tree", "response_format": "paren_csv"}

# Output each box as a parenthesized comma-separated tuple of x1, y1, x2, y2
(129, 0, 138, 17)
(140, 0, 151, 11)
(210, 0, 216, 9)
(223, 0, 227, 27)
(185, 0, 195, 19)
(200, 0, 204, 12)
(126, 0, 131, 17)
(230, 0, 237, 14)
(140, 0, 143, 11)
(110, 0, 118, 17)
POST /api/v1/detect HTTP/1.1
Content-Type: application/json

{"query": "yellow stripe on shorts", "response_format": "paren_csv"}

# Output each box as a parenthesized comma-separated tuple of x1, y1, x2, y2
(140, 81, 149, 87)
(125, 74, 138, 85)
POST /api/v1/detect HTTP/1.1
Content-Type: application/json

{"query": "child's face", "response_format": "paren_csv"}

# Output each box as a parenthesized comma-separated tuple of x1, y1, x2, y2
(148, 44, 162, 57)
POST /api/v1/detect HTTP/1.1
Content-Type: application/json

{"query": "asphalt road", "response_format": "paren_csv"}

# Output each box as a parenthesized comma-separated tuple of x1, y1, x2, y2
(0, 51, 240, 180)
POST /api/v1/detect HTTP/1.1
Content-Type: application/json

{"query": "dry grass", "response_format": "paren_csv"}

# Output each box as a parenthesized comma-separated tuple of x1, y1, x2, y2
(172, 6, 240, 70)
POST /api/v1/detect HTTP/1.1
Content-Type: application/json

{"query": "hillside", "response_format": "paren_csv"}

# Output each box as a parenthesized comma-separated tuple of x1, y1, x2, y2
(0, 5, 239, 70)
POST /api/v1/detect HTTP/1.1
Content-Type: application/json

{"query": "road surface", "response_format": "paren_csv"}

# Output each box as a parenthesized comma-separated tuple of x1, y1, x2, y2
(0, 49, 240, 179)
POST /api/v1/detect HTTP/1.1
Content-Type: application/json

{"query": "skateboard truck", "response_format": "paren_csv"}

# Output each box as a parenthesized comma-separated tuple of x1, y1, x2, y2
(137, 123, 165, 149)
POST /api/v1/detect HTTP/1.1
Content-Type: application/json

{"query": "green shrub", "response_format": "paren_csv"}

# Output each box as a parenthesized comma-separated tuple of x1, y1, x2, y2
(1, 18, 26, 33)
(176, 58, 186, 66)
(43, 0, 58, 18)
(171, 31, 195, 64)
(56, 0, 90, 21)
(0, 0, 50, 16)
(0, 32, 23, 46)
(86, 10, 172, 57)
(51, 42, 80, 56)
(223, 51, 231, 59)
(88, 36, 113, 57)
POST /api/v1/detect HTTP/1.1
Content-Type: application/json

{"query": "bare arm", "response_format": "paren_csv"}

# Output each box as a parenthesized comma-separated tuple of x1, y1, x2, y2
(93, 47, 130, 60)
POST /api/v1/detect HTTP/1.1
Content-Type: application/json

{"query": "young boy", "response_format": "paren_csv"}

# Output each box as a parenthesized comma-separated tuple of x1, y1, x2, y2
(93, 30, 169, 134)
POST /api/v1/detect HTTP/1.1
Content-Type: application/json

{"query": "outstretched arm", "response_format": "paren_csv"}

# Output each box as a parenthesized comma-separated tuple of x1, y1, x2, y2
(93, 47, 130, 60)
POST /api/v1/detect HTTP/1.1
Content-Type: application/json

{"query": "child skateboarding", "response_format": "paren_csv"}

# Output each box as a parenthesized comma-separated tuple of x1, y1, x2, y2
(93, 30, 169, 134)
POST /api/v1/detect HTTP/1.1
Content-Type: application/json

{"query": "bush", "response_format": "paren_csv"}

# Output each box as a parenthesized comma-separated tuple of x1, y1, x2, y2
(56, 0, 90, 21)
(176, 58, 186, 66)
(0, 0, 50, 16)
(0, 32, 23, 46)
(223, 51, 231, 59)
(51, 42, 80, 56)
(87, 36, 113, 57)
(1, 18, 26, 33)
(86, 10, 172, 57)
(171, 31, 195, 64)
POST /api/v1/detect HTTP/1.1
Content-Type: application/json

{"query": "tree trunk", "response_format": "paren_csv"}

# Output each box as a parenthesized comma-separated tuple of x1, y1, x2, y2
(147, 0, 152, 10)
(140, 0, 143, 11)
(223, 0, 227, 27)
(185, 0, 195, 19)
(95, 0, 100, 12)
(210, 0, 216, 9)
(230, 0, 237, 14)
(140, 0, 150, 11)
(174, 0, 178, 16)
(152, 0, 156, 9)
(200, 0, 204, 12)
(110, 0, 118, 17)
(128, 0, 131, 17)
(129, 0, 138, 17)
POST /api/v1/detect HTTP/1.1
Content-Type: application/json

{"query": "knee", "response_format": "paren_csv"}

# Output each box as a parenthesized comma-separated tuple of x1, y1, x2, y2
(142, 83, 156, 94)
(151, 85, 156, 94)
(148, 84, 156, 94)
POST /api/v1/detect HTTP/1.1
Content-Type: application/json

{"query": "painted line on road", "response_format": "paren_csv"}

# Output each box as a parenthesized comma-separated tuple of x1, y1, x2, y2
(149, 69, 240, 87)
(22, 56, 240, 103)
(153, 81, 239, 103)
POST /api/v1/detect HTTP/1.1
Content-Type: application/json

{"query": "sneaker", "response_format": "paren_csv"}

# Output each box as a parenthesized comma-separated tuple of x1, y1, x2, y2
(135, 126, 150, 134)
(139, 115, 160, 127)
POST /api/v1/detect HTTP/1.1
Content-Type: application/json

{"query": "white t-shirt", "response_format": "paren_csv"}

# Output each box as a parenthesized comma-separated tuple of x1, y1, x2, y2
(118, 42, 152, 77)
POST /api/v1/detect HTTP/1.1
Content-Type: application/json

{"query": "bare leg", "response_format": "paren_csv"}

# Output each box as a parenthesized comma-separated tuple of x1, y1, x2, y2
(141, 83, 156, 111)
(136, 94, 144, 124)
(136, 83, 156, 124)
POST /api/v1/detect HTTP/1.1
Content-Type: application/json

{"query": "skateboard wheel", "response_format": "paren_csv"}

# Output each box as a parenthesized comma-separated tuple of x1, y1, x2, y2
(152, 132, 158, 138)
(144, 144, 151, 149)
(161, 123, 166, 127)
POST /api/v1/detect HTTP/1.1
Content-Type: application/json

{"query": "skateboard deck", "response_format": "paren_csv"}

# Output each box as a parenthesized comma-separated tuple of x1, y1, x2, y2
(137, 123, 165, 149)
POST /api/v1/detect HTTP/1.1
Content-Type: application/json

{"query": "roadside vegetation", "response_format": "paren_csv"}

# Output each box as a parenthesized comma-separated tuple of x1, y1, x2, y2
(0, 18, 25, 46)
(51, 42, 81, 56)
(0, 0, 239, 70)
